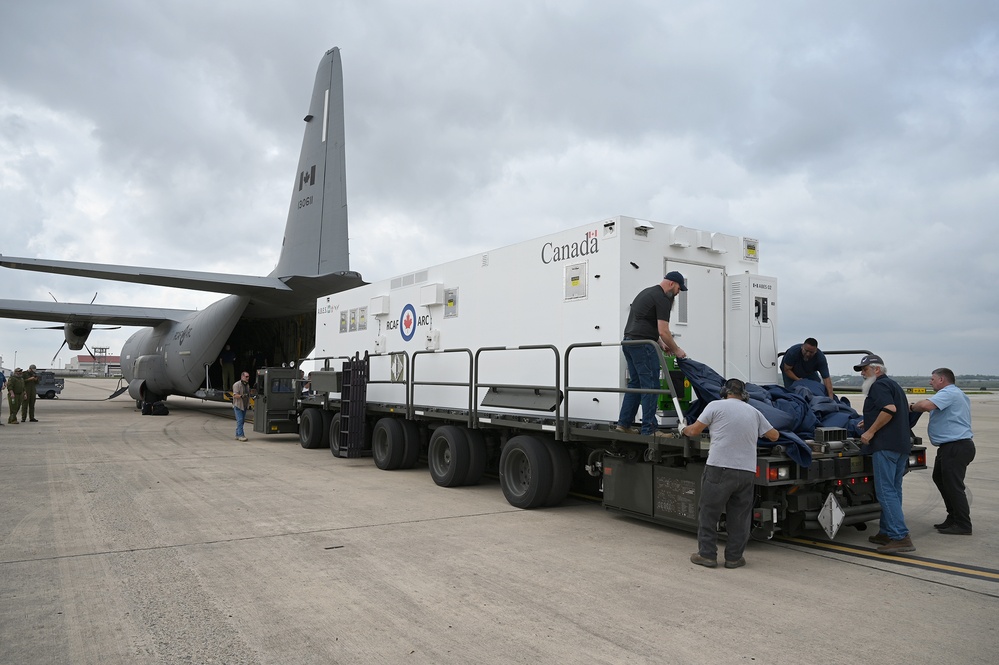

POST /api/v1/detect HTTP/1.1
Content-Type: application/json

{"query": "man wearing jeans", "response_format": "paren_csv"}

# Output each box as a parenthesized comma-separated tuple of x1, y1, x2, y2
(232, 371, 253, 442)
(616, 271, 687, 437)
(682, 379, 779, 569)
(856, 354, 915, 554)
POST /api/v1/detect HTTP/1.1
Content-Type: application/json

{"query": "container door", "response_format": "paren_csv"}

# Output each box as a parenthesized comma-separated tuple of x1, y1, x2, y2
(663, 261, 725, 372)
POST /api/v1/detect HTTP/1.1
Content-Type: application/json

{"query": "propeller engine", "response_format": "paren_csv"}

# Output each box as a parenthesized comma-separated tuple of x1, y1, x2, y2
(31, 293, 121, 363)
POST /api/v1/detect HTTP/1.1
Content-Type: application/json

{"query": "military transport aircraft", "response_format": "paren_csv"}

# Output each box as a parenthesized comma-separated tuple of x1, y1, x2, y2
(0, 47, 363, 405)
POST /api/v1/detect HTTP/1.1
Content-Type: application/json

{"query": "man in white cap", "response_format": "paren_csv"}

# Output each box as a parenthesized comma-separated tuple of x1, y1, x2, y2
(855, 354, 914, 554)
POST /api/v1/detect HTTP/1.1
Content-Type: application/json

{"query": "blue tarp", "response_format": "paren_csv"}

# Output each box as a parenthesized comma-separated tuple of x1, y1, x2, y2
(677, 359, 842, 468)
(675, 358, 922, 469)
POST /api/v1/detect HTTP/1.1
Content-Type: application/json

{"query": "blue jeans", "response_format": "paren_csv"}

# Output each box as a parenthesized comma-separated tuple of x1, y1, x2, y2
(234, 407, 247, 437)
(873, 450, 909, 540)
(618, 341, 661, 435)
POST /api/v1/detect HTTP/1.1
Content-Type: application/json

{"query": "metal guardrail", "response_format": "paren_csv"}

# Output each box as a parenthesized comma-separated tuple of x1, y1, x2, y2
(473, 345, 561, 438)
(411, 348, 474, 426)
(316, 341, 685, 443)
(564, 339, 684, 441)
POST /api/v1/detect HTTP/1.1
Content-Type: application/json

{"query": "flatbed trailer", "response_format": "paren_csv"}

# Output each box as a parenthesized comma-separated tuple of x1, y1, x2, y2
(255, 216, 926, 540)
(261, 343, 926, 541)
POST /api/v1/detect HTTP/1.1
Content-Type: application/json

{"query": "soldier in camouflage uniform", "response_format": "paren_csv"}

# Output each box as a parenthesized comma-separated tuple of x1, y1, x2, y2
(7, 368, 25, 424)
(20, 364, 39, 422)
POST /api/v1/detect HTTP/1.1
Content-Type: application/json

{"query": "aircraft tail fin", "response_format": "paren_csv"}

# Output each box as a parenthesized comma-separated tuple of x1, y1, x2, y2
(272, 47, 350, 280)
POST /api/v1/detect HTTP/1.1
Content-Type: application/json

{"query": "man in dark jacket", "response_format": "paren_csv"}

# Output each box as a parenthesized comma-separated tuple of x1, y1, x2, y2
(856, 354, 914, 554)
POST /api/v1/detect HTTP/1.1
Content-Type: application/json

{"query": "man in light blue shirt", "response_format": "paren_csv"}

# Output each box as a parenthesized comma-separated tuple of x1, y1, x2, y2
(910, 368, 975, 535)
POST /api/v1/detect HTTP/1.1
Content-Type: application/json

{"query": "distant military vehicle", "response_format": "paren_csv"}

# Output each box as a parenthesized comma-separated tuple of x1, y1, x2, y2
(35, 371, 64, 399)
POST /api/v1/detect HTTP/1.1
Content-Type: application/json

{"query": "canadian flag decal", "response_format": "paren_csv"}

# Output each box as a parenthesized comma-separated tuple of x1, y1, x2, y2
(299, 165, 316, 191)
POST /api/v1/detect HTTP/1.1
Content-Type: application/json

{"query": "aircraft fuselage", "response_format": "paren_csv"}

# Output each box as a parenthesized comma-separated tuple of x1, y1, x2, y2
(123, 296, 248, 401)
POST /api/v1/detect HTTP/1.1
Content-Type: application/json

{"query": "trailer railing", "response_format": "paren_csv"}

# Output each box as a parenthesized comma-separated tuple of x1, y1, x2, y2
(473, 345, 562, 438)
(410, 348, 475, 426)
(316, 341, 684, 445)
(563, 340, 684, 442)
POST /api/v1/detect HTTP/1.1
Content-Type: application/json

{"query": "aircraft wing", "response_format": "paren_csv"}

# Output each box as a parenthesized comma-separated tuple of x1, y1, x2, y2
(0, 299, 194, 327)
(0, 256, 292, 297)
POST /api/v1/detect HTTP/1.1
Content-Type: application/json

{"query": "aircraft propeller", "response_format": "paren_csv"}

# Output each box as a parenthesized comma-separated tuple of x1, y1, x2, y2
(28, 293, 121, 364)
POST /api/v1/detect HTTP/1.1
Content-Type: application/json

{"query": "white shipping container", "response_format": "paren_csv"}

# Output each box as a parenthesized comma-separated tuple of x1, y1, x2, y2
(315, 216, 779, 424)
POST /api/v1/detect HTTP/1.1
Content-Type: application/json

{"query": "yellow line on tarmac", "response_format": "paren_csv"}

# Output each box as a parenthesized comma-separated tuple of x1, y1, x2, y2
(778, 536, 999, 582)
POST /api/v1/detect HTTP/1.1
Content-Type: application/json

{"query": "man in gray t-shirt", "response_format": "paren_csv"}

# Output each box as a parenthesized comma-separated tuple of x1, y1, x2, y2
(680, 379, 778, 569)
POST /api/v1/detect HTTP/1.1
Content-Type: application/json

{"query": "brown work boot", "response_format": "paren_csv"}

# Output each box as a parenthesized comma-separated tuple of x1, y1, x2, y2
(868, 532, 891, 545)
(690, 553, 718, 568)
(876, 535, 915, 555)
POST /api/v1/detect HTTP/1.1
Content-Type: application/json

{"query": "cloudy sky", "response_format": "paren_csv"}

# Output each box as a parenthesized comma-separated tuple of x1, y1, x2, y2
(1, 0, 997, 378)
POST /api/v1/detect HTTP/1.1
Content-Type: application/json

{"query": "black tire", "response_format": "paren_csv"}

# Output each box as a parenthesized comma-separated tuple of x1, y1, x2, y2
(300, 408, 325, 449)
(542, 439, 572, 507)
(499, 435, 554, 509)
(372, 418, 406, 470)
(45, 391, 56, 399)
(329, 413, 343, 457)
(428, 425, 470, 487)
(462, 428, 487, 486)
(320, 410, 333, 449)
(399, 419, 422, 469)
(330, 413, 370, 457)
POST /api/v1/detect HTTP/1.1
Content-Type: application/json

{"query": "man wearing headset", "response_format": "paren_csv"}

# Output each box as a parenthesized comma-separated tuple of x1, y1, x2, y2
(681, 378, 778, 569)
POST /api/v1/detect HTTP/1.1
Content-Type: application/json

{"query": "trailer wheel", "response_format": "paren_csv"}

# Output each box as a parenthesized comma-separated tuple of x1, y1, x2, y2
(499, 435, 554, 509)
(300, 408, 326, 449)
(462, 428, 487, 486)
(428, 425, 470, 487)
(45, 390, 56, 399)
(329, 413, 343, 457)
(542, 439, 572, 507)
(399, 419, 422, 469)
(372, 418, 406, 470)
(320, 411, 333, 449)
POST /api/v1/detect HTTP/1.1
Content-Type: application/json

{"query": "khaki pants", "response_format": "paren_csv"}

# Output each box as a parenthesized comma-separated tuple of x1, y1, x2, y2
(21, 392, 37, 421)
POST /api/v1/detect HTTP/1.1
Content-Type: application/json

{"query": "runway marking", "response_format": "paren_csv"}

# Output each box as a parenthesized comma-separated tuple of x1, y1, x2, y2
(778, 536, 999, 583)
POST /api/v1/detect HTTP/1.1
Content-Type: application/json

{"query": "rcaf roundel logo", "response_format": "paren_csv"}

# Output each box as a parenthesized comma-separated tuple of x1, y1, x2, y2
(400, 304, 417, 341)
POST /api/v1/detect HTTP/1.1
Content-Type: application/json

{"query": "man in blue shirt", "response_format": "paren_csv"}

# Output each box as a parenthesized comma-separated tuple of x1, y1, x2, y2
(856, 354, 915, 554)
(910, 368, 975, 535)
(781, 338, 834, 398)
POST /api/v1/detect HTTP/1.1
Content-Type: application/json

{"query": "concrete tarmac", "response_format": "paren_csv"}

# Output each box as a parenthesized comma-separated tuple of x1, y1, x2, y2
(2, 379, 997, 664)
